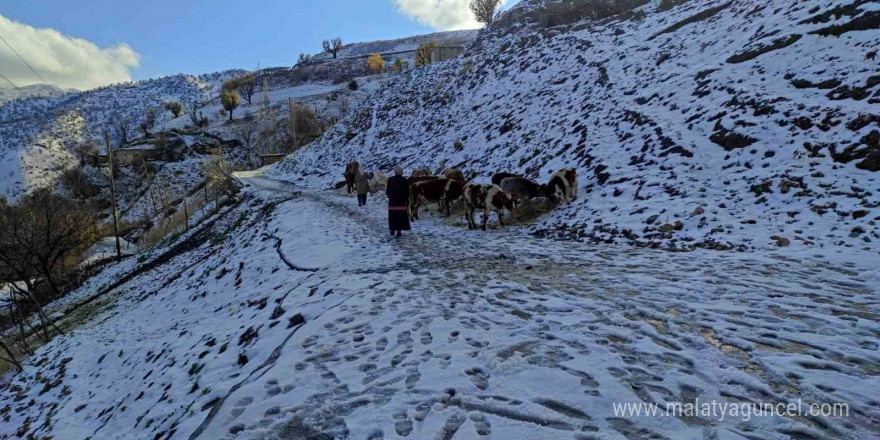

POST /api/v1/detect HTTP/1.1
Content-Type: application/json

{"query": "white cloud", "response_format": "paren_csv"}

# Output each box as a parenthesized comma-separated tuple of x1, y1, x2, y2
(0, 14, 140, 91)
(394, 0, 507, 30)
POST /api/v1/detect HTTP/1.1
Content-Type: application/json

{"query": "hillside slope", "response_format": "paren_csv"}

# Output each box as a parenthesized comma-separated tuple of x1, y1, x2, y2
(310, 30, 478, 61)
(0, 72, 239, 199)
(2, 175, 877, 440)
(272, 0, 880, 254)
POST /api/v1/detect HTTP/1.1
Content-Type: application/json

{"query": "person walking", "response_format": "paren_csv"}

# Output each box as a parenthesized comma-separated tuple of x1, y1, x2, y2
(386, 166, 411, 237)
(355, 166, 369, 207)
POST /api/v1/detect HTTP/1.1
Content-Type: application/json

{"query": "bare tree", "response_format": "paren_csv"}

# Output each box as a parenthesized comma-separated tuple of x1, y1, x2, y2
(470, 0, 504, 25)
(298, 53, 311, 65)
(0, 189, 99, 299)
(0, 190, 99, 352)
(189, 101, 209, 128)
(140, 108, 157, 137)
(113, 114, 134, 145)
(322, 38, 343, 59)
(232, 114, 259, 167)
(225, 74, 257, 105)
(238, 75, 257, 105)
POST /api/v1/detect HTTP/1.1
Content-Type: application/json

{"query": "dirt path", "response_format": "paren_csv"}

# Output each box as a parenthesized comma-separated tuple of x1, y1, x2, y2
(3, 174, 875, 440)
(218, 174, 879, 440)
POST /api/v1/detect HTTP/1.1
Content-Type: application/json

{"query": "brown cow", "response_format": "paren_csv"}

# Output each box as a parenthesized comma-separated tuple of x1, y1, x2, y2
(410, 178, 464, 220)
(411, 167, 432, 178)
(407, 175, 440, 186)
(491, 172, 521, 186)
(464, 184, 518, 231)
(344, 161, 360, 194)
(443, 169, 466, 184)
(547, 168, 578, 203)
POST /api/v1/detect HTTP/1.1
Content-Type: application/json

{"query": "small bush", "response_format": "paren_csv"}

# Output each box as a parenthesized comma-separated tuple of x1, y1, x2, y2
(416, 43, 436, 67)
(348, 80, 359, 91)
(366, 53, 385, 74)
(393, 58, 406, 72)
(164, 101, 184, 118)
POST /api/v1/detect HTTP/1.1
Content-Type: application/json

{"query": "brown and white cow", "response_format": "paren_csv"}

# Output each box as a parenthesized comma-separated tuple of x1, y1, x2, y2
(344, 161, 360, 194)
(410, 178, 464, 220)
(491, 172, 521, 186)
(547, 168, 578, 203)
(464, 184, 518, 231)
(443, 169, 466, 185)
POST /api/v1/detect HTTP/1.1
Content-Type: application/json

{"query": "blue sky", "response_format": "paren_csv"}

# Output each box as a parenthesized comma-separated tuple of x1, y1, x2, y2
(1, 0, 507, 89)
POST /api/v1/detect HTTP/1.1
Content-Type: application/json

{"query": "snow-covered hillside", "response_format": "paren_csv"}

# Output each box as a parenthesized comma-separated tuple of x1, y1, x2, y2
(273, 0, 880, 254)
(310, 30, 479, 62)
(0, 71, 241, 199)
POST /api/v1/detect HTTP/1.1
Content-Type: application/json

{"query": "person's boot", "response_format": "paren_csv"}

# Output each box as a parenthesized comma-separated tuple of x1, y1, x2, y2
(396, 231, 402, 238)
(390, 230, 395, 236)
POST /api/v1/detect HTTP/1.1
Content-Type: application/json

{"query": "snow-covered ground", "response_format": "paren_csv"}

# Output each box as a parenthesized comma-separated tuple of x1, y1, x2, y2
(273, 0, 880, 256)
(2, 171, 877, 440)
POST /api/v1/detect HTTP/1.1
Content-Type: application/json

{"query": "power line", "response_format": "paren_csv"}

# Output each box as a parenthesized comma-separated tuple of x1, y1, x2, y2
(0, 72, 19, 90)
(0, 32, 50, 87)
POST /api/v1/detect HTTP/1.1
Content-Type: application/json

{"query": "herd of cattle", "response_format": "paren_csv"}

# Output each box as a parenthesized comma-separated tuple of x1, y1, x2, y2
(344, 162, 578, 231)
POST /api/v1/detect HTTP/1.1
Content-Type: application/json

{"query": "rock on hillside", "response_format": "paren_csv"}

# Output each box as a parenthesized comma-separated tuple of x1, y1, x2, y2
(272, 0, 880, 253)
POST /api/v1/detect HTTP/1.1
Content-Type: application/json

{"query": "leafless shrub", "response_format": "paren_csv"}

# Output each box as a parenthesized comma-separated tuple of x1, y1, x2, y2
(322, 37, 343, 59)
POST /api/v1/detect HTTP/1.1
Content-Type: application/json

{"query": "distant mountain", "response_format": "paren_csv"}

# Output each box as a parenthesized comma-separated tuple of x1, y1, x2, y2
(0, 83, 70, 104)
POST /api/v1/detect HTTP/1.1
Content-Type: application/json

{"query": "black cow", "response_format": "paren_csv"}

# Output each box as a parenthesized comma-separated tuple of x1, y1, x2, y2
(500, 177, 550, 200)
(491, 172, 521, 186)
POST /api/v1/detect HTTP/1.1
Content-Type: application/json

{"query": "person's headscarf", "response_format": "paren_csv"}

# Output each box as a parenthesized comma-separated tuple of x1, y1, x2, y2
(393, 165, 403, 176)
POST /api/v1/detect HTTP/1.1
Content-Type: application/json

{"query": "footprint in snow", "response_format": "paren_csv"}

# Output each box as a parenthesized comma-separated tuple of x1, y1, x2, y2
(470, 412, 492, 436)
(465, 367, 490, 391)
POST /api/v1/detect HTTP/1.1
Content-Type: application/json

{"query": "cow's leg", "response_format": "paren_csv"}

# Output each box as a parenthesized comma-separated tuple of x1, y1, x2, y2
(497, 209, 505, 227)
(481, 207, 489, 231)
(465, 205, 473, 229)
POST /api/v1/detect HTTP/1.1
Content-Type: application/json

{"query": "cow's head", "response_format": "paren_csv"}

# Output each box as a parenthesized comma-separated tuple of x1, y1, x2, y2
(542, 184, 561, 203)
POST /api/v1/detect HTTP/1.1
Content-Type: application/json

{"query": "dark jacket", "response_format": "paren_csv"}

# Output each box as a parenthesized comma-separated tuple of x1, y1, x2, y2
(355, 172, 369, 195)
(386, 175, 410, 207)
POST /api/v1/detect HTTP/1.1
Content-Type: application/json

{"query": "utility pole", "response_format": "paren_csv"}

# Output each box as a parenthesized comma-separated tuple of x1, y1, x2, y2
(288, 97, 297, 152)
(105, 132, 122, 262)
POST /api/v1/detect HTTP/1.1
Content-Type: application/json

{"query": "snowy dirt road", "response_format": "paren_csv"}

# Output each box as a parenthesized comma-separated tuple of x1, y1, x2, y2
(212, 176, 879, 440)
(3, 174, 878, 440)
